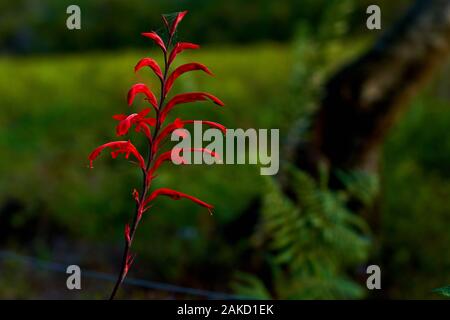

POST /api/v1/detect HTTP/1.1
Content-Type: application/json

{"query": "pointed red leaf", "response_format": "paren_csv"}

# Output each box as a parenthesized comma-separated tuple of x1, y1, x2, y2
(182, 120, 227, 134)
(135, 123, 153, 140)
(125, 224, 131, 244)
(116, 113, 138, 136)
(127, 83, 158, 110)
(168, 42, 200, 65)
(137, 108, 152, 118)
(88, 141, 145, 169)
(141, 117, 157, 126)
(114, 108, 156, 138)
(165, 63, 213, 96)
(149, 151, 178, 176)
(135, 58, 163, 81)
(144, 188, 213, 214)
(161, 92, 224, 122)
(123, 253, 135, 277)
(148, 147, 219, 177)
(132, 189, 140, 203)
(170, 11, 188, 36)
(141, 32, 167, 52)
(152, 118, 185, 153)
(112, 114, 127, 121)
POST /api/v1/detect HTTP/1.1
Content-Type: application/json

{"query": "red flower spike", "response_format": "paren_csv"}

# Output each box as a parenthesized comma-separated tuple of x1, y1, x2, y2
(170, 11, 188, 36)
(127, 83, 158, 110)
(134, 58, 163, 81)
(168, 42, 200, 65)
(143, 188, 213, 215)
(125, 224, 131, 244)
(91, 13, 225, 299)
(89, 141, 145, 169)
(165, 63, 213, 96)
(141, 32, 167, 53)
(161, 92, 224, 122)
(182, 120, 227, 134)
(114, 108, 156, 138)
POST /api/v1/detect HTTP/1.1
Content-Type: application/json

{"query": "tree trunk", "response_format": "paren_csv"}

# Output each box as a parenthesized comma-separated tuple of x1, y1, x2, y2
(221, 1, 450, 293)
(289, 0, 450, 177)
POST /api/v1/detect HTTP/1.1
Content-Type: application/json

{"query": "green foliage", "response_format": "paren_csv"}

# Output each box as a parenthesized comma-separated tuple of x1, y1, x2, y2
(382, 94, 450, 299)
(288, 0, 361, 120)
(231, 272, 272, 300)
(231, 3, 376, 299)
(234, 167, 376, 299)
(433, 286, 450, 298)
(336, 170, 379, 207)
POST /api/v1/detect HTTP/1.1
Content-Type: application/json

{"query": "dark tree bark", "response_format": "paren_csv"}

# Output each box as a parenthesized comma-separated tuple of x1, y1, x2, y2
(289, 0, 450, 177)
(219, 1, 450, 293)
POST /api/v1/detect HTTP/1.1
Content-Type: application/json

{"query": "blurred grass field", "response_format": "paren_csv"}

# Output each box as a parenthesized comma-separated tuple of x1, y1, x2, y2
(0, 44, 293, 293)
(0, 43, 449, 298)
(0, 43, 292, 231)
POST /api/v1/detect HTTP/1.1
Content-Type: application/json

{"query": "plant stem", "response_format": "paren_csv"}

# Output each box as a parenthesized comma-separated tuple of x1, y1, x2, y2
(109, 36, 171, 300)
(109, 233, 131, 299)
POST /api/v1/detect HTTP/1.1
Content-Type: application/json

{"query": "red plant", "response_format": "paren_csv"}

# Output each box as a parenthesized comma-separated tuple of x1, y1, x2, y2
(88, 11, 225, 300)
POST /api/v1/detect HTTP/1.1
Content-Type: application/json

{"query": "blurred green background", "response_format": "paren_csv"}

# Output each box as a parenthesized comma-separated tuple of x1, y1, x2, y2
(0, 0, 448, 299)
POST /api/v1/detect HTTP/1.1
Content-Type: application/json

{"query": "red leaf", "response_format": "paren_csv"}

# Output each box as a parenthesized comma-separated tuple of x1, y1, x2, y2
(132, 189, 140, 203)
(135, 58, 163, 81)
(125, 224, 131, 244)
(161, 92, 224, 122)
(123, 253, 135, 277)
(134, 122, 152, 140)
(114, 108, 156, 138)
(148, 147, 219, 177)
(144, 188, 213, 214)
(149, 151, 176, 177)
(182, 120, 227, 134)
(127, 83, 158, 110)
(137, 108, 152, 118)
(168, 42, 200, 65)
(165, 63, 213, 96)
(112, 114, 127, 121)
(152, 118, 185, 153)
(88, 141, 146, 169)
(170, 11, 188, 36)
(116, 113, 137, 136)
(141, 32, 167, 52)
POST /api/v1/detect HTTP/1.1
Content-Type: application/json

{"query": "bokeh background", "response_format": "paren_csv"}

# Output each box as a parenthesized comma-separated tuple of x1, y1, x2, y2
(0, 0, 449, 299)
